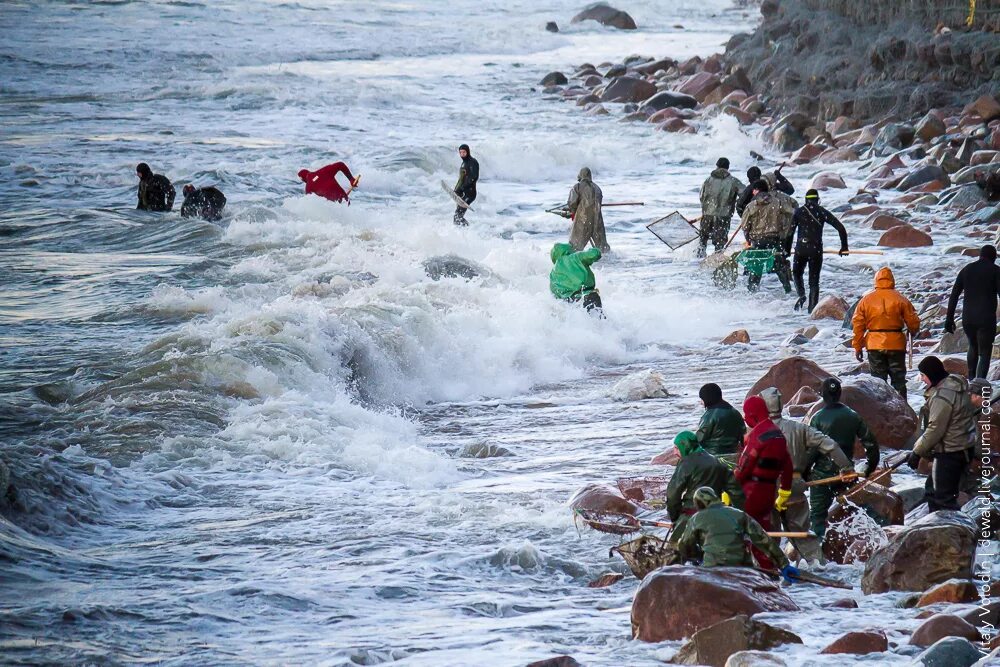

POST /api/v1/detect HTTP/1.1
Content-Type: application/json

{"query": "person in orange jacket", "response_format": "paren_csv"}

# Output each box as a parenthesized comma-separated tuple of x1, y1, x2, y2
(298, 162, 359, 204)
(851, 267, 920, 398)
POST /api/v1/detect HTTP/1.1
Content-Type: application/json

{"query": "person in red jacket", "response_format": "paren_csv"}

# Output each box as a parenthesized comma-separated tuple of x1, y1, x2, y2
(297, 162, 359, 204)
(735, 396, 793, 529)
(734, 395, 794, 568)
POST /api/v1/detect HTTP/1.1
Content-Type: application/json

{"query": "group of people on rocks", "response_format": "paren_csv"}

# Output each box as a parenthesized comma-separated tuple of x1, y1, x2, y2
(662, 353, 984, 575)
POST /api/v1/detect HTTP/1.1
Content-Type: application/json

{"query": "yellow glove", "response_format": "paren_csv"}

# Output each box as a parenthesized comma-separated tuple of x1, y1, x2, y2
(774, 488, 792, 512)
(721, 492, 732, 506)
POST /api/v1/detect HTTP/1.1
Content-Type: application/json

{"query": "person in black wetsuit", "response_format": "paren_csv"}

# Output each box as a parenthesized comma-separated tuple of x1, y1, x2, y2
(136, 163, 176, 212)
(453, 144, 479, 225)
(736, 165, 794, 217)
(180, 185, 227, 221)
(946, 244, 1000, 378)
(789, 189, 849, 312)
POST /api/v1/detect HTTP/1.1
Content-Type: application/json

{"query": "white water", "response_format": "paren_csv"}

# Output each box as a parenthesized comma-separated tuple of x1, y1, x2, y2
(1, 1, 990, 665)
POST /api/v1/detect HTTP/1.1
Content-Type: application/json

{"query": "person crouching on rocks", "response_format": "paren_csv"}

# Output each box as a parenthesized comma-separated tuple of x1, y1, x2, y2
(665, 431, 745, 544)
(549, 243, 603, 315)
(675, 487, 799, 584)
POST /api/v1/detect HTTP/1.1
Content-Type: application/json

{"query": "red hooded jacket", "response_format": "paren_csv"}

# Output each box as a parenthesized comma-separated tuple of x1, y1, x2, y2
(298, 162, 356, 204)
(735, 396, 793, 491)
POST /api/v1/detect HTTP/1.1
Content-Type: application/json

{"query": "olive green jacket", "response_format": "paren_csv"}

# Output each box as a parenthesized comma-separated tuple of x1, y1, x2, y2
(677, 501, 788, 568)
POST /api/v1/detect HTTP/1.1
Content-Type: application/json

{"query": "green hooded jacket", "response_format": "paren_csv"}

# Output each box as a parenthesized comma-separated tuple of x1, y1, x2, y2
(549, 243, 600, 300)
(809, 402, 879, 477)
(696, 401, 747, 458)
(677, 501, 789, 568)
(666, 432, 746, 521)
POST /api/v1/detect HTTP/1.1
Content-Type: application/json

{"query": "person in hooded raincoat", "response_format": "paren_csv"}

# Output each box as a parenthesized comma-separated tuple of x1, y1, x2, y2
(549, 243, 603, 314)
(566, 167, 610, 253)
(665, 431, 745, 543)
(851, 267, 920, 398)
(697, 157, 744, 257)
(136, 163, 176, 212)
(453, 144, 479, 225)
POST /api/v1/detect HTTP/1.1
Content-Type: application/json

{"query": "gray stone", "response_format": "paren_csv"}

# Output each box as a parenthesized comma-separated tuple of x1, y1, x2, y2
(640, 91, 698, 112)
(914, 637, 984, 667)
(423, 255, 492, 281)
(540, 71, 568, 86)
(671, 615, 802, 667)
(725, 651, 787, 667)
(872, 123, 916, 157)
(571, 3, 637, 30)
(898, 164, 950, 191)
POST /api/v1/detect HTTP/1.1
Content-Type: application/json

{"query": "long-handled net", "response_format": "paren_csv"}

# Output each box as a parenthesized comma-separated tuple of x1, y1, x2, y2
(610, 535, 681, 579)
(646, 211, 699, 250)
(616, 476, 671, 507)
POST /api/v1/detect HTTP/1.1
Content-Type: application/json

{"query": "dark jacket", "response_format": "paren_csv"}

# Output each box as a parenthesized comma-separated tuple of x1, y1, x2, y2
(180, 186, 227, 221)
(735, 171, 794, 217)
(790, 202, 848, 256)
(676, 500, 788, 568)
(137, 173, 176, 212)
(947, 255, 1000, 328)
(455, 154, 480, 199)
(809, 402, 879, 477)
(696, 401, 746, 458)
(666, 448, 745, 521)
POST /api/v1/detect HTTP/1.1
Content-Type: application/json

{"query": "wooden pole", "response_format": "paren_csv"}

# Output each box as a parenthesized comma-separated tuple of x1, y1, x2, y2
(805, 472, 859, 487)
(602, 202, 645, 207)
(823, 249, 884, 255)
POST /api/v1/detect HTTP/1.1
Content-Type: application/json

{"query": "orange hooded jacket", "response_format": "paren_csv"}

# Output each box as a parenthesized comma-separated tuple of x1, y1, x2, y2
(851, 267, 920, 353)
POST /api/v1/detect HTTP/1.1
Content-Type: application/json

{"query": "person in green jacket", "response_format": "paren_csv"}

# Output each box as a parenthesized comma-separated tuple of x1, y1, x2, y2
(807, 377, 879, 539)
(667, 431, 745, 542)
(695, 383, 747, 465)
(677, 488, 798, 582)
(549, 243, 603, 314)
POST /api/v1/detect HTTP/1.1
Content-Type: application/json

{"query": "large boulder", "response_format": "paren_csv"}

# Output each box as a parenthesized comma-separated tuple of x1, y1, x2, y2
(677, 72, 721, 103)
(965, 95, 1000, 123)
(641, 91, 698, 112)
(423, 255, 492, 280)
(915, 113, 946, 142)
(861, 511, 977, 594)
(746, 356, 832, 402)
(820, 630, 888, 655)
(540, 71, 568, 86)
(868, 213, 906, 230)
(631, 566, 799, 642)
(570, 3, 637, 30)
(872, 123, 916, 157)
(878, 224, 933, 248)
(721, 329, 750, 345)
(608, 369, 669, 401)
(899, 165, 951, 191)
(910, 614, 981, 647)
(601, 76, 657, 103)
(568, 483, 638, 516)
(915, 637, 984, 666)
(809, 172, 847, 190)
(670, 615, 802, 666)
(810, 295, 849, 320)
(527, 658, 581, 667)
(805, 374, 918, 448)
(916, 579, 980, 607)
(822, 502, 888, 565)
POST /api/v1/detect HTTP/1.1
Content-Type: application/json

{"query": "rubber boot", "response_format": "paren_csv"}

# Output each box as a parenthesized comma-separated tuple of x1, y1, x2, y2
(807, 288, 819, 313)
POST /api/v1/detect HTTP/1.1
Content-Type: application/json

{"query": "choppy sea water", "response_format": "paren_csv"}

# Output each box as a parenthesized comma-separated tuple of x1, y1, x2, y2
(0, 1, 986, 665)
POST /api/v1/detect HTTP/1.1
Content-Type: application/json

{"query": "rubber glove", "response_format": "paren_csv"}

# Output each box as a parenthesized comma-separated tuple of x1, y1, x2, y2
(780, 564, 800, 584)
(907, 451, 922, 470)
(864, 462, 878, 478)
(855, 350, 864, 362)
(774, 488, 792, 512)
(944, 318, 956, 335)
(839, 247, 849, 257)
(721, 491, 732, 506)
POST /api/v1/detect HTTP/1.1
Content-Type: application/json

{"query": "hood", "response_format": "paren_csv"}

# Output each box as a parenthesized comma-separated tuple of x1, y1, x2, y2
(674, 430, 700, 457)
(459, 143, 471, 156)
(297, 169, 310, 181)
(938, 374, 970, 395)
(742, 396, 770, 428)
(550, 243, 573, 263)
(578, 167, 592, 182)
(980, 245, 998, 264)
(711, 168, 730, 179)
(874, 267, 895, 289)
(759, 387, 783, 418)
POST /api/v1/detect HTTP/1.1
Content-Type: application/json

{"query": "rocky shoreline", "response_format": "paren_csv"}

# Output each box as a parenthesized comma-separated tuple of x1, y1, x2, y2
(537, 2, 1000, 665)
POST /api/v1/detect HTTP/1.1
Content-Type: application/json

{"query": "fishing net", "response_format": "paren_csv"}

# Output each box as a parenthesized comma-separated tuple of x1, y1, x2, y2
(546, 205, 572, 218)
(646, 211, 699, 250)
(616, 476, 671, 507)
(573, 509, 641, 535)
(610, 535, 681, 579)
